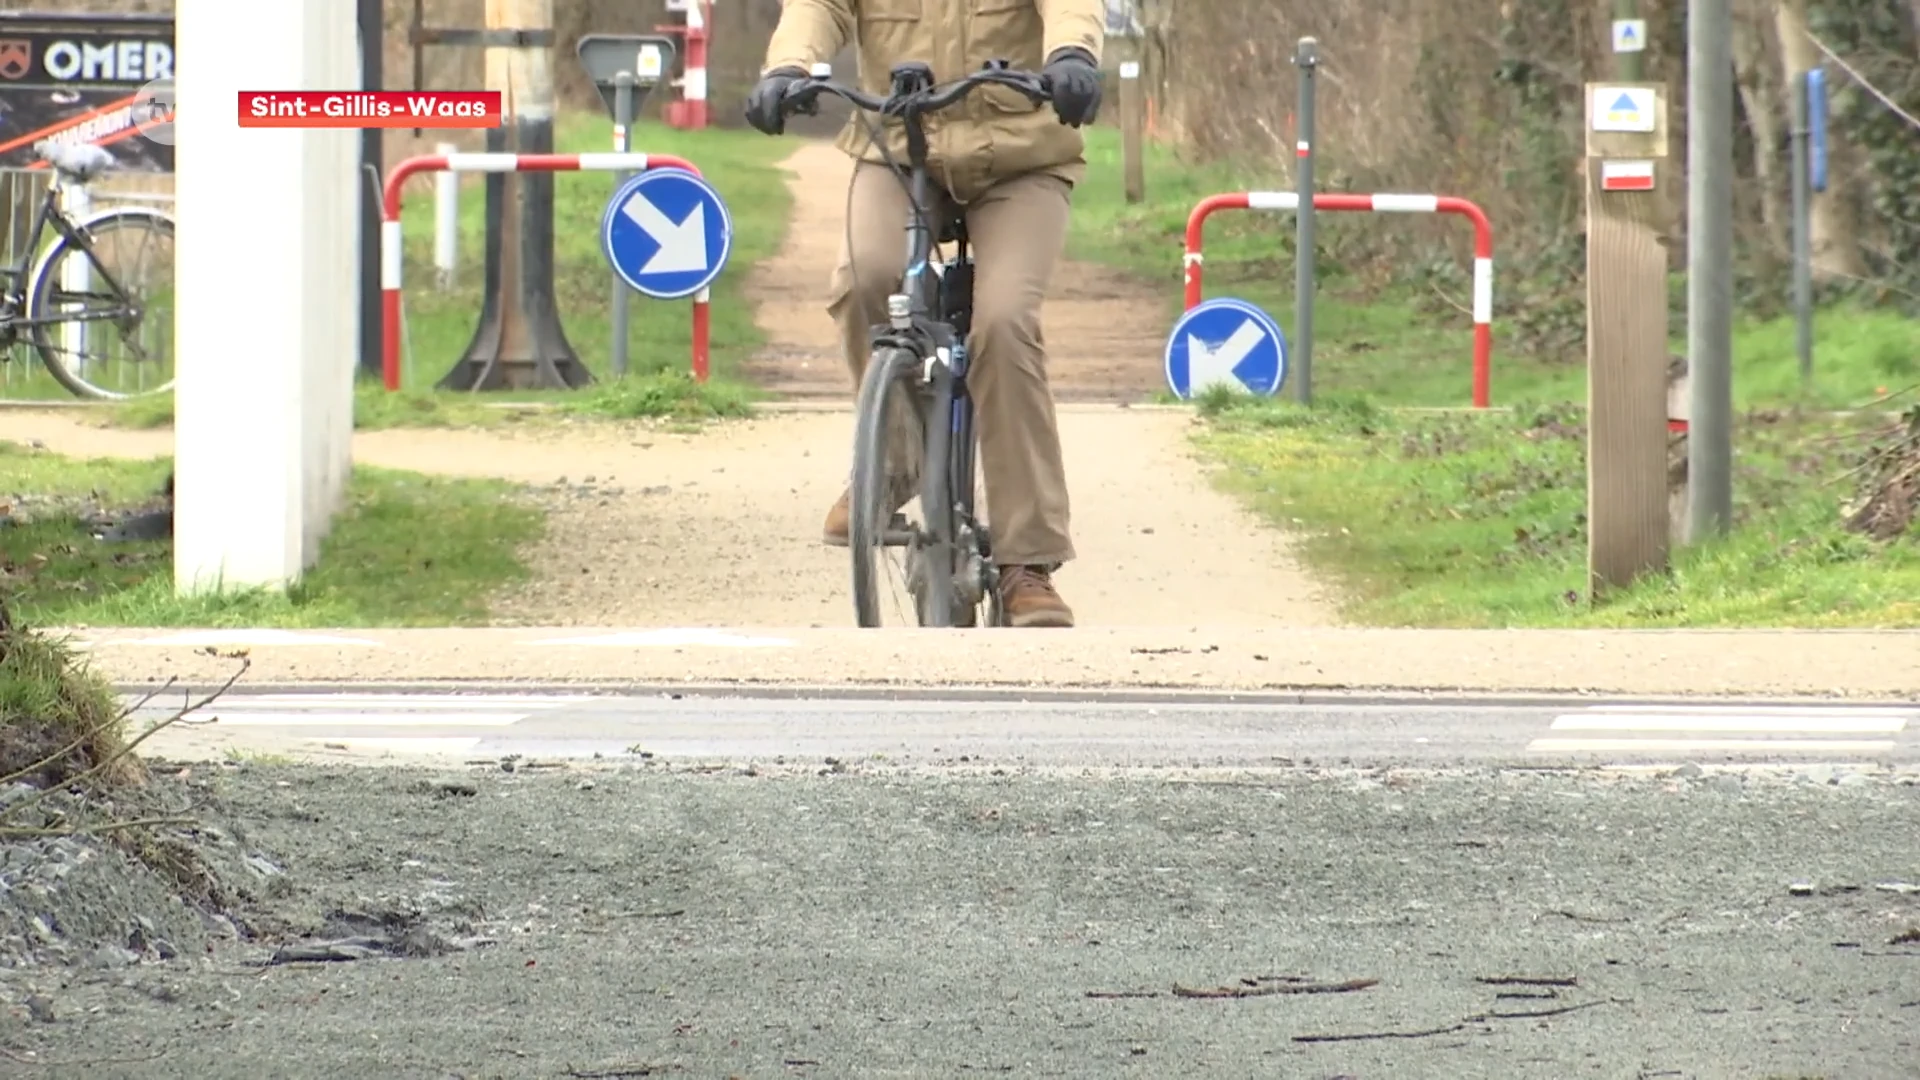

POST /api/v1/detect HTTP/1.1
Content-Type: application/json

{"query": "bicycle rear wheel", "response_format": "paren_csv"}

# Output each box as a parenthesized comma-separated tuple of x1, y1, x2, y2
(26, 206, 175, 400)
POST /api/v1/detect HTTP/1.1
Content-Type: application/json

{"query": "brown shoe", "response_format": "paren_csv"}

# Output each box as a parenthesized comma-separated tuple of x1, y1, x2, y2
(998, 565, 1074, 628)
(823, 489, 851, 547)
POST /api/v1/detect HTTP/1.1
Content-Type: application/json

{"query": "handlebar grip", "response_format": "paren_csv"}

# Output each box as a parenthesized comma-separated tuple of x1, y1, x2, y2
(780, 77, 822, 117)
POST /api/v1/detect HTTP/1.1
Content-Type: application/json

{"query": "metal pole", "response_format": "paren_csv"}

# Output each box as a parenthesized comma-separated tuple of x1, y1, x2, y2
(1611, 0, 1643, 80)
(1686, 0, 1735, 540)
(434, 141, 458, 290)
(610, 70, 635, 378)
(358, 0, 384, 377)
(1789, 70, 1813, 388)
(1291, 36, 1318, 406)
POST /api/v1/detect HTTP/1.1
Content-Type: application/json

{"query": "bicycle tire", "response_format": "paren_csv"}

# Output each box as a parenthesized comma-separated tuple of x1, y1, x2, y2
(849, 346, 923, 628)
(26, 206, 175, 401)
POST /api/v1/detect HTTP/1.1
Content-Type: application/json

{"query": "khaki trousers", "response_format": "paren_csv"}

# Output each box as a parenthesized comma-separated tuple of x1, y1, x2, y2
(826, 161, 1076, 567)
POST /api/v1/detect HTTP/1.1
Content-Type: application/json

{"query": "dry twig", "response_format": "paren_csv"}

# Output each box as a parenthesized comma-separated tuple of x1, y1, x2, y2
(1293, 1022, 1470, 1044)
(0, 655, 250, 838)
(1174, 977, 1378, 999)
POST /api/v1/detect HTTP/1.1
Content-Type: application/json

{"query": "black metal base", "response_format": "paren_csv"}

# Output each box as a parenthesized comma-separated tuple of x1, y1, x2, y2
(436, 117, 593, 392)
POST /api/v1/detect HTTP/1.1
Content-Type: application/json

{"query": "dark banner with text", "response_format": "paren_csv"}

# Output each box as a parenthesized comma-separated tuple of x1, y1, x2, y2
(0, 12, 174, 174)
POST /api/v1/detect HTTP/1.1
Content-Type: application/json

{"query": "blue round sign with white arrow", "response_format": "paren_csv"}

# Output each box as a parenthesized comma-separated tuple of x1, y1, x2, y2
(1163, 296, 1288, 399)
(600, 167, 733, 301)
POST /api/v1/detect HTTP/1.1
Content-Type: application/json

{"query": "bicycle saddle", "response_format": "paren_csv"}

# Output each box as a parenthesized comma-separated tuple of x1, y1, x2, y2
(35, 140, 113, 182)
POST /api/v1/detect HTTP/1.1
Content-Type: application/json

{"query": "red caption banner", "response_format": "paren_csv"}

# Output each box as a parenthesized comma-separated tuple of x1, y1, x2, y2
(238, 91, 502, 128)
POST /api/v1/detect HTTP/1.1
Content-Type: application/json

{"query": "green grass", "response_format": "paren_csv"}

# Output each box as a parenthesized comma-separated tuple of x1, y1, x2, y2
(99, 367, 755, 433)
(62, 113, 790, 428)
(1193, 389, 1920, 627)
(1068, 128, 1920, 628)
(0, 441, 541, 627)
(1068, 128, 1920, 410)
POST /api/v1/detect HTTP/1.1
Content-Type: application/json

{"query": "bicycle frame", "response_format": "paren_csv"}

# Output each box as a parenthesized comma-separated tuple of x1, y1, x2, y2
(3, 175, 138, 325)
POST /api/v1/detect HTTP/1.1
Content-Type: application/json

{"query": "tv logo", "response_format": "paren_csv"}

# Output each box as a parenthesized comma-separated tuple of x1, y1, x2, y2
(132, 78, 174, 146)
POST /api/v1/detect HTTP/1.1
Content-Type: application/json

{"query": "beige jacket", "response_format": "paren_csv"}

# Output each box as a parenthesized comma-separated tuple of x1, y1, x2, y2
(762, 0, 1105, 203)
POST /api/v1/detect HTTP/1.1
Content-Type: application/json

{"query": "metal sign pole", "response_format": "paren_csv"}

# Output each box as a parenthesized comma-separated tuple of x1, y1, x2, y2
(1790, 69, 1812, 389)
(1291, 37, 1318, 405)
(610, 70, 635, 378)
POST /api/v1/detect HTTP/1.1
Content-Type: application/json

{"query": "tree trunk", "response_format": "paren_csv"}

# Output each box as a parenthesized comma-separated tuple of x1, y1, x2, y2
(1772, 0, 1869, 281)
(1732, 0, 1786, 257)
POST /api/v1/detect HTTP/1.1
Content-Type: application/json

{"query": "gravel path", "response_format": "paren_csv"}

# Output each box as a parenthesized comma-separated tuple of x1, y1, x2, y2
(5, 409, 1335, 628)
(2, 761, 1913, 1077)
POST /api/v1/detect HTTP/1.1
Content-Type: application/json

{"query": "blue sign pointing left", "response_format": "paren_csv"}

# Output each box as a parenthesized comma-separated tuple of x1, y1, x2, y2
(601, 168, 733, 300)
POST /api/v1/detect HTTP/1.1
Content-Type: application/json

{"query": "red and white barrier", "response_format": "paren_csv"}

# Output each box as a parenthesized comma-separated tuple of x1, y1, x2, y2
(657, 0, 711, 130)
(1184, 192, 1496, 409)
(379, 151, 707, 391)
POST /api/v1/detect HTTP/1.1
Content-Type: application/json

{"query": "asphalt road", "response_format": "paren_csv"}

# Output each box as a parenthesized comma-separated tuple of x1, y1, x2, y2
(8, 757, 1917, 1078)
(128, 687, 1920, 772)
(12, 688, 1895, 1078)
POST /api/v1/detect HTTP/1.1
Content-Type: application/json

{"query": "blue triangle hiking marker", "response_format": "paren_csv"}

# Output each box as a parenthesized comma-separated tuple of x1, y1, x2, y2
(1619, 25, 1637, 41)
(1611, 92, 1639, 113)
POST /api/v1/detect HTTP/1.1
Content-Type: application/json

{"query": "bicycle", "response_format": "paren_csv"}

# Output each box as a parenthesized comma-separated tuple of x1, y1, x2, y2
(3, 140, 176, 400)
(779, 59, 1057, 629)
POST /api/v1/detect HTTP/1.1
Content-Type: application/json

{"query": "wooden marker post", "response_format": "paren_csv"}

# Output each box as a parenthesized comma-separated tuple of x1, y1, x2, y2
(1583, 81, 1672, 596)
(1119, 60, 1144, 203)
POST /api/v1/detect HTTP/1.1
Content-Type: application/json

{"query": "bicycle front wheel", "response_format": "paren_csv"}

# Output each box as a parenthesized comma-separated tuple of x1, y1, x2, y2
(27, 206, 176, 400)
(848, 346, 942, 627)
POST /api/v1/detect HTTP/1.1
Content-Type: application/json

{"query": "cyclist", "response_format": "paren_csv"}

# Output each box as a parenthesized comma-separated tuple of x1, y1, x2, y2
(743, 0, 1106, 630)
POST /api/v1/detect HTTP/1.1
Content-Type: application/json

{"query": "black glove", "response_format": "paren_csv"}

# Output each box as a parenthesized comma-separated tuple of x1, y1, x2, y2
(1042, 47, 1102, 128)
(744, 66, 809, 136)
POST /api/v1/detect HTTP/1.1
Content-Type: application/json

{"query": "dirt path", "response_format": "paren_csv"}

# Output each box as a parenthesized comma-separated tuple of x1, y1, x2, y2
(737, 142, 1171, 403)
(5, 409, 1334, 628)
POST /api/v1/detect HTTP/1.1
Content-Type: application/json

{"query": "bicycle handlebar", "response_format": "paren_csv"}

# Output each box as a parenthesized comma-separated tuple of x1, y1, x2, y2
(780, 62, 1052, 122)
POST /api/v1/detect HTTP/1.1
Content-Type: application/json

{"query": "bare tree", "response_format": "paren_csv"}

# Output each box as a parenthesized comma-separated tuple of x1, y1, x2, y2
(1732, 0, 1786, 256)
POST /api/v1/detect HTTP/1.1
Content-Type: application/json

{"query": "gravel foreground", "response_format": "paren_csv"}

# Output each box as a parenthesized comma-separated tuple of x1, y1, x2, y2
(1, 760, 1915, 1079)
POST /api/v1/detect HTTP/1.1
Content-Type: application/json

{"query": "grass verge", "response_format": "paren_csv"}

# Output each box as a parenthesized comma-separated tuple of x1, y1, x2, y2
(76, 114, 789, 430)
(1067, 128, 1920, 410)
(0, 440, 540, 627)
(0, 606, 129, 791)
(1195, 390, 1920, 627)
(100, 367, 757, 433)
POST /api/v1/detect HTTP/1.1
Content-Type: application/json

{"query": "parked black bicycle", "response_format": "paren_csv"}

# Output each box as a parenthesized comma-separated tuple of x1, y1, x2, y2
(779, 60, 1056, 628)
(3, 141, 175, 400)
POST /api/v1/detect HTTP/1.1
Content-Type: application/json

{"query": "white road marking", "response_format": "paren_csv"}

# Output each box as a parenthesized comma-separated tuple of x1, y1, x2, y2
(1569, 704, 1914, 718)
(243, 694, 595, 707)
(134, 692, 587, 749)
(1548, 714, 1907, 734)
(1529, 738, 1900, 754)
(198, 712, 529, 728)
(1529, 704, 1912, 757)
(304, 737, 483, 753)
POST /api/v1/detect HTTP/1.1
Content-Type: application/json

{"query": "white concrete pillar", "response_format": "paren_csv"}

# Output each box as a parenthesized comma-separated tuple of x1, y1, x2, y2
(173, 0, 357, 594)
